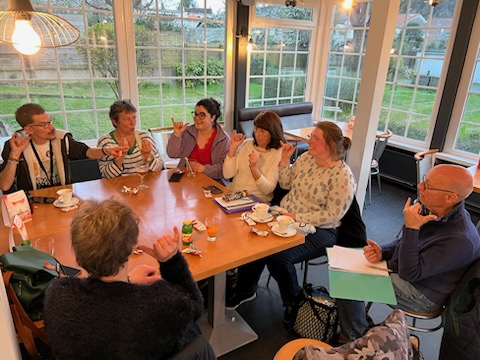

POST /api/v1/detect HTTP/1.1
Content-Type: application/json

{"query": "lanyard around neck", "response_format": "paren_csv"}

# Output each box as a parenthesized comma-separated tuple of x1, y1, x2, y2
(30, 140, 54, 186)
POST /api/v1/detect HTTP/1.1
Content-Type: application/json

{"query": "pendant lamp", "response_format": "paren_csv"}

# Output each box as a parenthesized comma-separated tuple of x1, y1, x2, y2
(0, 0, 80, 55)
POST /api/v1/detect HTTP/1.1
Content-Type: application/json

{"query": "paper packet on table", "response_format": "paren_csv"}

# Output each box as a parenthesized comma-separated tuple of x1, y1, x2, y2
(2, 190, 32, 227)
(182, 247, 202, 257)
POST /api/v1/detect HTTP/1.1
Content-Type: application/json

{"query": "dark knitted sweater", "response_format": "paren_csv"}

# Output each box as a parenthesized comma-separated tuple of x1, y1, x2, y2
(43, 252, 204, 360)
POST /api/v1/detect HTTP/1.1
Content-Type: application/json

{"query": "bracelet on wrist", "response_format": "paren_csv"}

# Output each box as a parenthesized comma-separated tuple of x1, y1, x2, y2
(8, 158, 19, 165)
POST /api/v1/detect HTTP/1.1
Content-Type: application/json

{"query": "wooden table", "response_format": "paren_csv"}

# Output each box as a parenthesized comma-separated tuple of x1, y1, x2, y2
(1, 171, 304, 356)
(468, 165, 480, 193)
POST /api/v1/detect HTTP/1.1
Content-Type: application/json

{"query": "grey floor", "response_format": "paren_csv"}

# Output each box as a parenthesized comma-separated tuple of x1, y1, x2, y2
(219, 179, 476, 360)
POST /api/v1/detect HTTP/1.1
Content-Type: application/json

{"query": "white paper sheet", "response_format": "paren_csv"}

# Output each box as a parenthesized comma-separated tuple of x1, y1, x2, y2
(327, 245, 390, 276)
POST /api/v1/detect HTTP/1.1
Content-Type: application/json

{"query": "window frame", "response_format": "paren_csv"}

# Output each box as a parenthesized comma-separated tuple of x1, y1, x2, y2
(443, 2, 480, 163)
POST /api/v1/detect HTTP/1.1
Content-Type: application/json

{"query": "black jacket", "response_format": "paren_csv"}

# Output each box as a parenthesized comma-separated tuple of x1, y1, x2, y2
(439, 258, 480, 359)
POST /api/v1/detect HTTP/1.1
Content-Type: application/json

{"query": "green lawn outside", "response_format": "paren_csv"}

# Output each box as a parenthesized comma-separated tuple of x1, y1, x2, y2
(1, 81, 479, 154)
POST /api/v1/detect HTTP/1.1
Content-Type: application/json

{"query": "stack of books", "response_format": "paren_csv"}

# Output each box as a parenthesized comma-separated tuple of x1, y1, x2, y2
(213, 195, 260, 214)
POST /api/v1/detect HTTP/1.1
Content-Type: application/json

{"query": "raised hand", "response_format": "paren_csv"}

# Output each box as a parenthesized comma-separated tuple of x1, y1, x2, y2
(138, 226, 180, 263)
(279, 141, 296, 167)
(228, 130, 246, 157)
(248, 150, 259, 168)
(10, 132, 31, 158)
(141, 139, 153, 161)
(363, 239, 382, 263)
(171, 117, 188, 137)
(403, 197, 437, 230)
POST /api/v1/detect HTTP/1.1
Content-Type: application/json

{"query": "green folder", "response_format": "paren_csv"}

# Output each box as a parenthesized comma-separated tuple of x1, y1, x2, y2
(329, 269, 397, 305)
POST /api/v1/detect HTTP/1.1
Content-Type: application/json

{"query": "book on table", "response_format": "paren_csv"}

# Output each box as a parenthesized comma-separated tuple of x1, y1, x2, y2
(213, 195, 260, 214)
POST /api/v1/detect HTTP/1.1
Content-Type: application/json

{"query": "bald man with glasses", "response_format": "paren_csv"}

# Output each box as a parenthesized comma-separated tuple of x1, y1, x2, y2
(338, 164, 480, 340)
(0, 103, 123, 193)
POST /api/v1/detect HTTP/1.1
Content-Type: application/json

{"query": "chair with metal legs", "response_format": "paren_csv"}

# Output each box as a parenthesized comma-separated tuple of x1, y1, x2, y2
(368, 129, 393, 204)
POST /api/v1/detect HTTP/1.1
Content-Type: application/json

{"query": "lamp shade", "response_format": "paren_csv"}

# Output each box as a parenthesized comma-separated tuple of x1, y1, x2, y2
(0, 0, 80, 54)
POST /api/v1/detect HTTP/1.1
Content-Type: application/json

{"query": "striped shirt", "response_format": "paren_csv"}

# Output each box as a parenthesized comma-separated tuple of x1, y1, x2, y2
(97, 131, 163, 178)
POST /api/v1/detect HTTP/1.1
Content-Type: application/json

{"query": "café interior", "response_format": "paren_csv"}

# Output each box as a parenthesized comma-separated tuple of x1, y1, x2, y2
(1, 0, 480, 359)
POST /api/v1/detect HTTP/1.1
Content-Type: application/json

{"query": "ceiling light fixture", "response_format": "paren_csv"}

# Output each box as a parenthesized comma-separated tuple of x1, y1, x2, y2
(285, 0, 297, 7)
(426, 0, 442, 6)
(0, 0, 80, 55)
(343, 0, 354, 10)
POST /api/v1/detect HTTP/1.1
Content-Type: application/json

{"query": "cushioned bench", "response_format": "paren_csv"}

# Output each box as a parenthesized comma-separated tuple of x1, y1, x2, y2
(237, 102, 314, 135)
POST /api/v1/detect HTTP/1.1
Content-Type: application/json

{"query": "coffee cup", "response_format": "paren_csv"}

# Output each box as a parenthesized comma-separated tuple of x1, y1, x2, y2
(57, 189, 73, 204)
(277, 215, 294, 234)
(252, 203, 270, 220)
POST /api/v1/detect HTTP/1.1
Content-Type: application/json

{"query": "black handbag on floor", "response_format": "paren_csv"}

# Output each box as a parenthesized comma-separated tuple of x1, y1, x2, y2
(291, 284, 338, 343)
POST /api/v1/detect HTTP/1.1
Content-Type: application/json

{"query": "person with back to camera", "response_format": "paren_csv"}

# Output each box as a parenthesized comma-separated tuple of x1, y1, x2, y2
(223, 110, 284, 202)
(97, 99, 163, 178)
(337, 164, 480, 341)
(0, 103, 124, 193)
(43, 199, 216, 360)
(226, 121, 355, 324)
(167, 98, 230, 184)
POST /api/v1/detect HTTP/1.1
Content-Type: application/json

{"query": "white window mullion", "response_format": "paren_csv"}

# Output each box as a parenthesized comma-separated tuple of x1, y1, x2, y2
(113, 0, 139, 125)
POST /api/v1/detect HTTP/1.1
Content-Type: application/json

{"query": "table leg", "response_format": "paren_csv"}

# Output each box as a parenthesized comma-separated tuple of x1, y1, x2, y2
(198, 272, 258, 357)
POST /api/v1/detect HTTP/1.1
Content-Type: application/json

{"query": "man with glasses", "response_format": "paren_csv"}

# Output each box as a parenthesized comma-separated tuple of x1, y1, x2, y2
(0, 103, 123, 193)
(339, 164, 480, 340)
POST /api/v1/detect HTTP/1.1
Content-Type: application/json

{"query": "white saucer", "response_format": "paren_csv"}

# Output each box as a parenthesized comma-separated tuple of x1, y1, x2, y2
(249, 213, 274, 223)
(53, 197, 79, 208)
(271, 224, 296, 237)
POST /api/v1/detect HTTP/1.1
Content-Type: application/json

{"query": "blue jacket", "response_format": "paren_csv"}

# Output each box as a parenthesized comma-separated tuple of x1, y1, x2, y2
(382, 201, 480, 305)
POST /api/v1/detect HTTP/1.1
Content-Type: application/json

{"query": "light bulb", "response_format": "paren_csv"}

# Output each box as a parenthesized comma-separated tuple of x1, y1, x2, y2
(343, 0, 353, 10)
(247, 38, 253, 52)
(12, 20, 41, 55)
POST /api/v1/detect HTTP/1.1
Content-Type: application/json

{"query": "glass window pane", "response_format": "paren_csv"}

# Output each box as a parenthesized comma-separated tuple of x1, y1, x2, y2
(322, 1, 373, 121)
(255, 4, 312, 21)
(381, 0, 456, 143)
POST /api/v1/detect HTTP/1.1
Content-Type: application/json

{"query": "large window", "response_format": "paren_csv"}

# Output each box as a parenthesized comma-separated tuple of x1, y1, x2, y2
(380, 0, 457, 143)
(133, 0, 226, 128)
(447, 42, 480, 158)
(322, 0, 373, 122)
(0, 0, 228, 141)
(0, 1, 118, 140)
(321, 0, 457, 145)
(247, 1, 316, 107)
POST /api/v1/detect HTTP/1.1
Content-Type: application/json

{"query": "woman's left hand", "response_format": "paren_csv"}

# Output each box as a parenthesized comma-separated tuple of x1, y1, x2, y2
(141, 139, 153, 162)
(248, 150, 259, 168)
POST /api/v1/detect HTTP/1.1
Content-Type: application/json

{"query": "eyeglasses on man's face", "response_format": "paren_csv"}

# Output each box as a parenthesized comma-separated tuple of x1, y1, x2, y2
(421, 175, 457, 195)
(191, 111, 208, 120)
(29, 120, 53, 129)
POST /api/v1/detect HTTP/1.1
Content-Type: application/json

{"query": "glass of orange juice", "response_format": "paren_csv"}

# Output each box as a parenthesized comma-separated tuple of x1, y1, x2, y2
(205, 216, 219, 241)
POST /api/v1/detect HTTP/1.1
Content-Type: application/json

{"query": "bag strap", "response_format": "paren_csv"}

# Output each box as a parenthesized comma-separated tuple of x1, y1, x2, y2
(3, 271, 50, 351)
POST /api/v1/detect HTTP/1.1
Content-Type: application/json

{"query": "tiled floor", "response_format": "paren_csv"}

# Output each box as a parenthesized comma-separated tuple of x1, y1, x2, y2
(219, 180, 449, 360)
